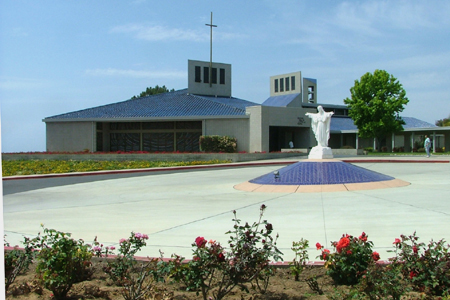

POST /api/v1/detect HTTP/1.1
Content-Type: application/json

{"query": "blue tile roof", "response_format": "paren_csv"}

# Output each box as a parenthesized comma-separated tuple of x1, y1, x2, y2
(44, 89, 258, 120)
(402, 117, 437, 128)
(330, 116, 437, 132)
(261, 93, 300, 107)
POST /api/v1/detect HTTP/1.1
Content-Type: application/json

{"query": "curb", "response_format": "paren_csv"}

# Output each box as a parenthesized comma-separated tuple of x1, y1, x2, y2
(2, 159, 448, 180)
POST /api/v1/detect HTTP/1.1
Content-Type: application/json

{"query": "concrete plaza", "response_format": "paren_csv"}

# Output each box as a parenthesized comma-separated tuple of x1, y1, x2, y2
(3, 156, 450, 261)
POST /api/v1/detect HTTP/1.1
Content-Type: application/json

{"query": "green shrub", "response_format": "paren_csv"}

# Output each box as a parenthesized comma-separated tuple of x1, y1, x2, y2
(290, 239, 309, 281)
(27, 226, 93, 299)
(103, 232, 149, 285)
(4, 236, 35, 293)
(391, 232, 450, 296)
(317, 232, 379, 285)
(356, 263, 408, 300)
(363, 147, 373, 152)
(170, 205, 283, 300)
(199, 135, 237, 153)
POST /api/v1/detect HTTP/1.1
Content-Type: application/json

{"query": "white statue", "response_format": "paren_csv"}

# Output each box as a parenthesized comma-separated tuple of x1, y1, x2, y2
(306, 106, 334, 147)
(306, 106, 334, 159)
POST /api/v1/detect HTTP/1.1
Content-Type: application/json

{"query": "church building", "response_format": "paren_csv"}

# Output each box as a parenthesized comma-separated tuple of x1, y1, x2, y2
(43, 59, 448, 154)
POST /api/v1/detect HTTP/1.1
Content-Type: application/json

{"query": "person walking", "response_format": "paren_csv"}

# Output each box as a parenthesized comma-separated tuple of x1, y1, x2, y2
(424, 135, 431, 157)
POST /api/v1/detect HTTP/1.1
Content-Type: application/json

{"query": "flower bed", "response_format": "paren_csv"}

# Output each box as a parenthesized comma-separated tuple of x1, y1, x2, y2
(5, 206, 449, 299)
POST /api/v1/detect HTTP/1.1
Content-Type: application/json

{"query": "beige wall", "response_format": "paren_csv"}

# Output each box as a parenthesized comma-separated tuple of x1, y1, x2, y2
(204, 118, 250, 152)
(247, 105, 314, 152)
(187, 60, 232, 97)
(46, 122, 95, 152)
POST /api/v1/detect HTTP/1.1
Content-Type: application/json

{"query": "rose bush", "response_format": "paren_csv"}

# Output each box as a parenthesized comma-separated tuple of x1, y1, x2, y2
(317, 232, 379, 285)
(170, 204, 283, 300)
(390, 232, 450, 296)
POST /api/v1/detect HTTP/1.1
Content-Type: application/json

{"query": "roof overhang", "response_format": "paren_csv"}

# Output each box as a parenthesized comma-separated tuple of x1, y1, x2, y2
(337, 126, 450, 134)
(43, 115, 250, 123)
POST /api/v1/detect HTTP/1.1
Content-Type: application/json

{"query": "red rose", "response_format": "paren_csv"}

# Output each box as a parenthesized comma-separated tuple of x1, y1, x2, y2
(393, 238, 401, 245)
(316, 242, 322, 250)
(322, 249, 330, 260)
(336, 237, 350, 253)
(195, 236, 207, 248)
(346, 250, 352, 255)
(409, 271, 417, 279)
(412, 245, 418, 254)
(372, 251, 380, 261)
(359, 232, 368, 242)
(217, 253, 225, 262)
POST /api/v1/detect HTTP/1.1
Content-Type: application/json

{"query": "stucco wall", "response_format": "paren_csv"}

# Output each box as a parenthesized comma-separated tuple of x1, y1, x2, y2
(46, 122, 95, 152)
(187, 60, 232, 97)
(204, 118, 250, 152)
(247, 105, 314, 152)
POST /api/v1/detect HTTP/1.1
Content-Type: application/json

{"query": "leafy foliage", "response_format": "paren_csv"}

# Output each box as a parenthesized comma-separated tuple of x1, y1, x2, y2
(170, 205, 283, 300)
(317, 232, 379, 285)
(26, 226, 94, 299)
(436, 114, 450, 127)
(344, 70, 409, 146)
(4, 236, 35, 293)
(356, 263, 408, 300)
(103, 232, 149, 285)
(290, 238, 309, 281)
(391, 232, 450, 296)
(131, 85, 174, 99)
(199, 135, 237, 153)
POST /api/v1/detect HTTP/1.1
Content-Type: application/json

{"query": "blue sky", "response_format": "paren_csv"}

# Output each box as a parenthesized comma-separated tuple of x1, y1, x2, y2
(1, 0, 449, 153)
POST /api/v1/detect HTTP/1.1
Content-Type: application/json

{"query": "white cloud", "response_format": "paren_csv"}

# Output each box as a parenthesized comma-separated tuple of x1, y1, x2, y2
(85, 68, 186, 79)
(110, 23, 247, 42)
(111, 24, 207, 42)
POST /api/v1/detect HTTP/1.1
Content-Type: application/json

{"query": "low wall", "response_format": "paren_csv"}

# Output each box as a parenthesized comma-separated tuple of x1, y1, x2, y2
(332, 149, 364, 156)
(282, 149, 363, 156)
(2, 152, 308, 163)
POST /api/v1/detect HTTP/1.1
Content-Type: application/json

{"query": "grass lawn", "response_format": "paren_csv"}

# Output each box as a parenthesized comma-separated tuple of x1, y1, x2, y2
(366, 151, 449, 156)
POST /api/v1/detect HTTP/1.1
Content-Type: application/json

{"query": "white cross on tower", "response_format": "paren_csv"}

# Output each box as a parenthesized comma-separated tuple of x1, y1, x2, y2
(205, 12, 217, 87)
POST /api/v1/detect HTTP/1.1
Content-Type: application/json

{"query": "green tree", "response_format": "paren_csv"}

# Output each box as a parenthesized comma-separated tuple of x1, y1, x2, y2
(344, 70, 409, 148)
(435, 115, 450, 127)
(131, 85, 174, 99)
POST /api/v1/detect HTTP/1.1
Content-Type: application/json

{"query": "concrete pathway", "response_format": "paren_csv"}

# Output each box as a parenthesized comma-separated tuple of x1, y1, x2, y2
(3, 155, 450, 262)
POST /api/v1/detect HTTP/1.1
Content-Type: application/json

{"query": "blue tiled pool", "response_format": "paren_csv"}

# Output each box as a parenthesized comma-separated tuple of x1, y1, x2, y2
(249, 161, 394, 185)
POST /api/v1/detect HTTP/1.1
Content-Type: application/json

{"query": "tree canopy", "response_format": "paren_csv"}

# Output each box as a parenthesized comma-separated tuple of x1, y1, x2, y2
(131, 85, 175, 99)
(435, 115, 450, 127)
(343, 70, 409, 145)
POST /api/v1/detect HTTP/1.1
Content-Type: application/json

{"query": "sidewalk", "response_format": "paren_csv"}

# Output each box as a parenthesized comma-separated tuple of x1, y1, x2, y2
(3, 155, 450, 262)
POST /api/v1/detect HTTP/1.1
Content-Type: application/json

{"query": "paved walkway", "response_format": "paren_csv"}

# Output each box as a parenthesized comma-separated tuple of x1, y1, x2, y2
(3, 155, 450, 262)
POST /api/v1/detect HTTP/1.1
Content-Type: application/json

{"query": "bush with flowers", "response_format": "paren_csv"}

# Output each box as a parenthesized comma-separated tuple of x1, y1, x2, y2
(170, 204, 283, 300)
(317, 232, 379, 285)
(102, 232, 149, 285)
(390, 232, 450, 296)
(24, 225, 94, 300)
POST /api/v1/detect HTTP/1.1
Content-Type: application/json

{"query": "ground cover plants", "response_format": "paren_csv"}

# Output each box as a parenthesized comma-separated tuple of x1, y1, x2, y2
(4, 208, 450, 300)
(1, 159, 230, 177)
